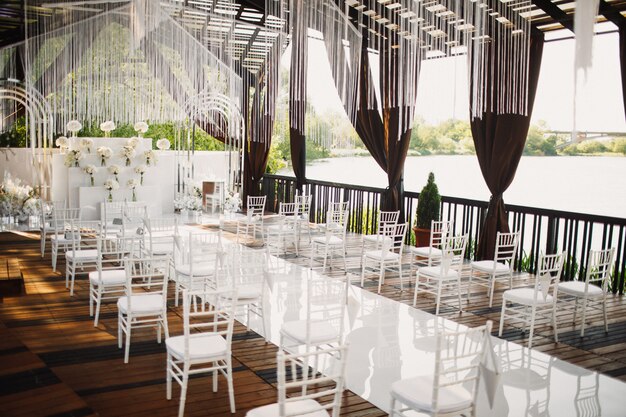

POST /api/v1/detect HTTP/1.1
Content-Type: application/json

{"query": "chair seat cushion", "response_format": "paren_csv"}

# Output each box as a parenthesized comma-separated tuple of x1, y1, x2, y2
(50, 235, 73, 244)
(166, 334, 227, 361)
(558, 281, 604, 297)
(418, 265, 458, 279)
(391, 374, 473, 414)
(312, 236, 344, 246)
(246, 399, 330, 417)
(363, 234, 393, 244)
(503, 288, 554, 305)
(175, 263, 216, 276)
(117, 294, 164, 314)
(89, 269, 126, 285)
(364, 250, 400, 261)
(280, 320, 339, 345)
(65, 249, 98, 260)
(471, 260, 510, 273)
(410, 246, 443, 257)
(148, 242, 173, 255)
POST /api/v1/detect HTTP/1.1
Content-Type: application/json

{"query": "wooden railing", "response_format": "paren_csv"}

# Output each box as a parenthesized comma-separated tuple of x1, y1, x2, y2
(261, 174, 626, 294)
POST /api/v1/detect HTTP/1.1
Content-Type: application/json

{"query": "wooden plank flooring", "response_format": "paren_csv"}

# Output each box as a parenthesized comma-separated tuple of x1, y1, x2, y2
(1, 227, 626, 417)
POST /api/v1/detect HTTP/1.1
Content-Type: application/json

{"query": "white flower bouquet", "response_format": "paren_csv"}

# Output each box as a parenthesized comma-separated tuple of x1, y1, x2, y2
(144, 149, 157, 166)
(83, 164, 97, 186)
(55, 136, 69, 151)
(134, 164, 147, 185)
(100, 120, 116, 137)
(64, 149, 83, 168)
(156, 138, 171, 150)
(66, 120, 82, 137)
(186, 196, 203, 211)
(80, 138, 94, 154)
(127, 136, 140, 148)
(108, 164, 121, 182)
(120, 145, 136, 166)
(127, 178, 139, 201)
(134, 121, 149, 137)
(104, 178, 119, 202)
(97, 146, 112, 166)
(224, 192, 241, 213)
(0, 174, 39, 220)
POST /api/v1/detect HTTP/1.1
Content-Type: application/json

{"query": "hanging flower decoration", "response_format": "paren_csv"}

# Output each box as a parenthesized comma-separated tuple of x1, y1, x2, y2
(64, 149, 83, 168)
(120, 145, 136, 166)
(127, 137, 140, 150)
(55, 136, 69, 153)
(97, 146, 112, 166)
(134, 121, 149, 137)
(104, 178, 119, 202)
(134, 165, 147, 185)
(156, 138, 171, 150)
(80, 138, 94, 154)
(144, 149, 157, 166)
(66, 120, 82, 137)
(83, 164, 97, 186)
(108, 165, 121, 182)
(100, 120, 116, 137)
(127, 178, 139, 202)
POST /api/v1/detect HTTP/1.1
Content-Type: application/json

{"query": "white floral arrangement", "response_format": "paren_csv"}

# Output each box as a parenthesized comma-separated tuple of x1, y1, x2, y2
(100, 120, 116, 136)
(144, 149, 157, 166)
(0, 174, 40, 219)
(134, 121, 149, 136)
(97, 146, 112, 166)
(83, 164, 97, 186)
(55, 136, 69, 150)
(173, 195, 186, 211)
(80, 138, 94, 154)
(64, 149, 83, 168)
(66, 120, 82, 137)
(108, 164, 121, 182)
(186, 196, 203, 211)
(156, 138, 171, 150)
(127, 178, 139, 202)
(134, 164, 147, 185)
(223, 191, 242, 213)
(120, 145, 136, 166)
(104, 178, 119, 202)
(127, 136, 140, 148)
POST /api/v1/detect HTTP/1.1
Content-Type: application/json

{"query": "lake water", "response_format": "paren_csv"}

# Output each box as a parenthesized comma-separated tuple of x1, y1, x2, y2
(279, 155, 626, 218)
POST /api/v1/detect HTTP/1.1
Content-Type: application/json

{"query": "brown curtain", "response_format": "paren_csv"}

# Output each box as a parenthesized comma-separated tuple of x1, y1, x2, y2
(471, 30, 545, 260)
(289, 7, 308, 191)
(620, 24, 626, 120)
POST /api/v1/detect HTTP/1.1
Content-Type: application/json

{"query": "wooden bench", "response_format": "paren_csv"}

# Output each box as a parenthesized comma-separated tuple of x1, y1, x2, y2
(0, 257, 24, 299)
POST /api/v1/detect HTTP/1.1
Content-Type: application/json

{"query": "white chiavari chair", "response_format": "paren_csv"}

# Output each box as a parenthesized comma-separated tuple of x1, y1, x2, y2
(65, 219, 100, 296)
(361, 223, 408, 293)
(310, 209, 349, 272)
(409, 220, 452, 269)
(50, 207, 81, 272)
(237, 195, 266, 244)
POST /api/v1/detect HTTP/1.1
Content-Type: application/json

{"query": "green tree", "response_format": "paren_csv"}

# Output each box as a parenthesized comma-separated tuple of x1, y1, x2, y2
(612, 138, 626, 155)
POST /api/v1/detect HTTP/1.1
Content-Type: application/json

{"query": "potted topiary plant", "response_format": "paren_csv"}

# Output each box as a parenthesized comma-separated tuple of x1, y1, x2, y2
(413, 172, 441, 247)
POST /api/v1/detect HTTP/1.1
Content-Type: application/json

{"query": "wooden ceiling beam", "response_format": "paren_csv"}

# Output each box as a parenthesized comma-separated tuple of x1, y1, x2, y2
(599, 0, 626, 28)
(531, 0, 574, 32)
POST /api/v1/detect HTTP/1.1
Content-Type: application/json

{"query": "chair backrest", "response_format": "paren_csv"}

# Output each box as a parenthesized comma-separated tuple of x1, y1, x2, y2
(329, 201, 348, 214)
(295, 194, 312, 220)
(277, 344, 349, 417)
(68, 219, 101, 253)
(429, 220, 453, 249)
(124, 254, 170, 311)
(39, 200, 66, 224)
(94, 235, 138, 285)
(101, 201, 124, 223)
(494, 231, 520, 265)
(326, 209, 349, 234)
(174, 231, 222, 288)
(247, 195, 266, 214)
(432, 321, 492, 413)
(533, 251, 565, 302)
(305, 275, 348, 346)
(584, 248, 615, 292)
(377, 210, 400, 233)
(52, 207, 81, 237)
(382, 223, 408, 255)
(145, 217, 178, 235)
(221, 246, 267, 291)
(439, 234, 469, 274)
(278, 202, 298, 217)
(182, 288, 237, 362)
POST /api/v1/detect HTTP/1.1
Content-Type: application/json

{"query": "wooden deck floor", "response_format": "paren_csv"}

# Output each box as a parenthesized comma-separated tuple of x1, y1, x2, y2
(1, 228, 626, 417)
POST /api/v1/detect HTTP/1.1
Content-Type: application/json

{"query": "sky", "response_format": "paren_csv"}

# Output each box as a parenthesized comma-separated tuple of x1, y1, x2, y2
(281, 27, 626, 133)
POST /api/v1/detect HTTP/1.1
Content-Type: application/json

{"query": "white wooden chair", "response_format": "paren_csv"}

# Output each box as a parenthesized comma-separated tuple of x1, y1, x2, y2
(50, 207, 81, 271)
(89, 235, 138, 326)
(409, 220, 452, 269)
(295, 193, 313, 244)
(389, 321, 492, 417)
(468, 231, 520, 308)
(119, 202, 148, 239)
(101, 201, 124, 235)
(173, 230, 222, 306)
(360, 223, 408, 293)
(237, 195, 266, 244)
(39, 200, 66, 257)
(143, 217, 179, 257)
(310, 209, 349, 272)
(558, 247, 615, 337)
(65, 219, 100, 296)
(204, 181, 224, 214)
(166, 288, 238, 416)
(499, 251, 565, 348)
(361, 210, 400, 257)
(246, 344, 349, 417)
(413, 234, 469, 315)
(117, 254, 170, 363)
(266, 202, 299, 257)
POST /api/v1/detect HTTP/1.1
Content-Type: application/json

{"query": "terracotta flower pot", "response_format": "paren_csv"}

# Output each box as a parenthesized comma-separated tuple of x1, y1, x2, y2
(412, 227, 431, 247)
